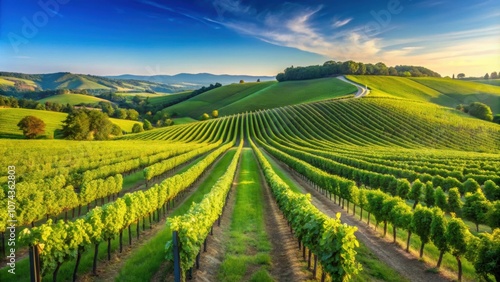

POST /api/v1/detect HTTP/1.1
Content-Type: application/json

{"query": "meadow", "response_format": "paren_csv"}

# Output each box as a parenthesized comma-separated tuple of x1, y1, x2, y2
(38, 93, 110, 106)
(0, 108, 142, 138)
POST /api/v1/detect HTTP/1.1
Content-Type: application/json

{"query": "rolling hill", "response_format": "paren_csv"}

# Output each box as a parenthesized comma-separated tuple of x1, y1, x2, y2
(162, 78, 357, 119)
(108, 73, 275, 87)
(38, 93, 111, 105)
(472, 79, 500, 86)
(123, 96, 500, 152)
(0, 72, 183, 93)
(0, 108, 142, 138)
(346, 75, 500, 113)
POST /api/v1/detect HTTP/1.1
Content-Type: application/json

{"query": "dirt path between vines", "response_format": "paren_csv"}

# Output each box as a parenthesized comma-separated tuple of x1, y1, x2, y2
(266, 152, 452, 282)
(257, 151, 312, 282)
(191, 150, 241, 282)
(78, 151, 229, 282)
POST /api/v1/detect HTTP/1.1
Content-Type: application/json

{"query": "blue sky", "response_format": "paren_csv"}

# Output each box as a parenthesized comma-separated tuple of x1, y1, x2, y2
(1, 0, 499, 77)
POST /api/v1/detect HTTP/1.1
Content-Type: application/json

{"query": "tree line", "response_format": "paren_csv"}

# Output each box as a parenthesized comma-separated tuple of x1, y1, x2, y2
(276, 61, 441, 82)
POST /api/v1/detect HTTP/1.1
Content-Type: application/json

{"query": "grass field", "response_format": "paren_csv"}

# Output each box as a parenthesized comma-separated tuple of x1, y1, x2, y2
(0, 108, 65, 138)
(410, 77, 500, 113)
(0, 77, 16, 86)
(116, 92, 171, 98)
(147, 90, 192, 106)
(173, 117, 197, 124)
(164, 78, 356, 118)
(38, 93, 111, 105)
(219, 77, 356, 116)
(0, 76, 38, 87)
(109, 118, 143, 133)
(164, 82, 275, 118)
(347, 75, 500, 113)
(55, 76, 111, 90)
(218, 149, 273, 281)
(472, 79, 500, 86)
(0, 108, 141, 138)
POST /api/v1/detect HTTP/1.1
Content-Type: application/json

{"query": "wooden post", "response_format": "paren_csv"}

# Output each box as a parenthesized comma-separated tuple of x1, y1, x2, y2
(173, 231, 181, 282)
(29, 245, 42, 282)
(313, 254, 318, 278)
(196, 251, 201, 269)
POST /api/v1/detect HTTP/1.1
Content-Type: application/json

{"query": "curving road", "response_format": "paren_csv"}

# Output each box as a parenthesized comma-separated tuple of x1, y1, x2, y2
(337, 76, 370, 98)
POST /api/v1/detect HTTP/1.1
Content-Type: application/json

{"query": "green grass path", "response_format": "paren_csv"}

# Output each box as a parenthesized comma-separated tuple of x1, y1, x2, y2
(217, 148, 273, 282)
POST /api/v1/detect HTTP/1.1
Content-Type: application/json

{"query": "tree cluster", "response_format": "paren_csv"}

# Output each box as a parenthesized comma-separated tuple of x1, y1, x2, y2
(98, 83, 222, 119)
(62, 110, 119, 140)
(276, 61, 441, 82)
(456, 102, 494, 122)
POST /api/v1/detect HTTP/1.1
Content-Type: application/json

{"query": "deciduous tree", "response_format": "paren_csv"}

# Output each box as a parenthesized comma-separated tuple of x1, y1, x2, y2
(132, 123, 143, 133)
(143, 119, 153, 130)
(17, 115, 46, 139)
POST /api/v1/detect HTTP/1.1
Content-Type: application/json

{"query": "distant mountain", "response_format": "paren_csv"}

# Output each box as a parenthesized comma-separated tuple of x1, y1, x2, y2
(106, 73, 276, 87)
(0, 72, 183, 93)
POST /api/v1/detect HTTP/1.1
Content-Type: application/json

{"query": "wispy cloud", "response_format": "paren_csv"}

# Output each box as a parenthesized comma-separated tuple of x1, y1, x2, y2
(333, 18, 352, 28)
(212, 0, 254, 16)
(214, 6, 381, 62)
(136, 0, 219, 28)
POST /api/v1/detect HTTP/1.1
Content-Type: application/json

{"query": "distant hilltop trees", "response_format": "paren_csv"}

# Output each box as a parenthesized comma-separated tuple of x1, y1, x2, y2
(276, 60, 441, 82)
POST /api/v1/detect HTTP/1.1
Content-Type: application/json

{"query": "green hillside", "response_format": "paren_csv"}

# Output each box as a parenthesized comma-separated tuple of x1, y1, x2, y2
(410, 77, 500, 113)
(0, 108, 141, 138)
(0, 78, 15, 87)
(116, 92, 166, 98)
(164, 81, 275, 118)
(109, 118, 142, 133)
(163, 78, 356, 118)
(147, 91, 192, 106)
(0, 108, 66, 138)
(219, 78, 356, 116)
(472, 79, 500, 86)
(38, 93, 111, 105)
(125, 97, 500, 152)
(347, 75, 500, 113)
(0, 72, 182, 93)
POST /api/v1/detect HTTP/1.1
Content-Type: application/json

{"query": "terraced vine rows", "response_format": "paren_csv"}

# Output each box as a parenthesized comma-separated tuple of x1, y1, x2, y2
(126, 97, 499, 281)
(2, 96, 499, 281)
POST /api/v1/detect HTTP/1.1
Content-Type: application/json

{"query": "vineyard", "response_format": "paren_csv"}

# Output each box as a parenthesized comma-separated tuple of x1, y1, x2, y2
(1, 95, 499, 282)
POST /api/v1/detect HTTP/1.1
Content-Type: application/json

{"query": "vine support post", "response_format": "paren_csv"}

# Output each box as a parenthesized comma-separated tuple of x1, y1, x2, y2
(313, 254, 318, 278)
(172, 231, 181, 282)
(196, 251, 201, 269)
(29, 244, 42, 282)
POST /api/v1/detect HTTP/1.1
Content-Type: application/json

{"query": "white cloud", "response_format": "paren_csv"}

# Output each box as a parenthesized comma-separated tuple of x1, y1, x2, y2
(206, 3, 499, 76)
(333, 18, 352, 28)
